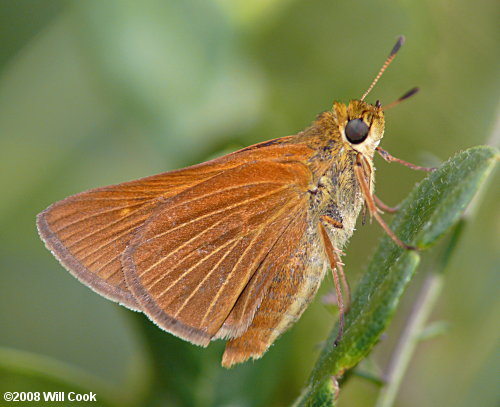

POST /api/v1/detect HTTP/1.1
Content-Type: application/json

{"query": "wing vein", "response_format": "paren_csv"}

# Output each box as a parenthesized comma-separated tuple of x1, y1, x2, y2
(172, 237, 244, 318)
(65, 205, 149, 251)
(230, 207, 305, 323)
(69, 195, 155, 202)
(142, 216, 227, 286)
(200, 199, 301, 326)
(155, 236, 241, 303)
(164, 180, 288, 212)
(71, 217, 146, 260)
(53, 202, 146, 234)
(88, 251, 121, 276)
(144, 184, 289, 245)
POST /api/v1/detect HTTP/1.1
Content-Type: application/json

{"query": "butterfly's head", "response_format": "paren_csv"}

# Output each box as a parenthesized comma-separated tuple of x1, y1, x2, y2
(327, 35, 416, 159)
(333, 100, 385, 159)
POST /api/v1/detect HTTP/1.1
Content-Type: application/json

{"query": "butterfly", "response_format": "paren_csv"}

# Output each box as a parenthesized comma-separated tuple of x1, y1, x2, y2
(37, 36, 431, 367)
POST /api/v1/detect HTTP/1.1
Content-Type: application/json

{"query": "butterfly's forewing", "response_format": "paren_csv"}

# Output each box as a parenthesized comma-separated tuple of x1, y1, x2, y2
(36, 145, 286, 310)
(36, 166, 226, 310)
(123, 160, 313, 346)
(37, 188, 157, 310)
(37, 138, 315, 330)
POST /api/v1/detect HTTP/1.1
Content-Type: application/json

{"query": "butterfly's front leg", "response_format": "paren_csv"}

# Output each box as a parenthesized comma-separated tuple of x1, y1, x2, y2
(374, 195, 400, 213)
(355, 153, 416, 250)
(376, 146, 435, 172)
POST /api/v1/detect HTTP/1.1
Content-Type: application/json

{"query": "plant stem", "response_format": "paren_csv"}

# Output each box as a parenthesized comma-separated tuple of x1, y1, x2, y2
(374, 271, 443, 407)
(375, 209, 471, 407)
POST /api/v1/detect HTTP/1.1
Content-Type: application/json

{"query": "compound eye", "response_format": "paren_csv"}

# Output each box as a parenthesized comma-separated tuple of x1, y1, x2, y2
(345, 118, 369, 144)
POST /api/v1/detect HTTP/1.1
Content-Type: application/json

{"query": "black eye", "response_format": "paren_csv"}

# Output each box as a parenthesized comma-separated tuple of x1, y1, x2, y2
(345, 118, 369, 144)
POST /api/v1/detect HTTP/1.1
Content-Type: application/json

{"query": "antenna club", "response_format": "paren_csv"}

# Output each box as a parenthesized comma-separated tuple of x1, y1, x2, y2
(382, 87, 420, 111)
(401, 86, 419, 100)
(389, 35, 406, 58)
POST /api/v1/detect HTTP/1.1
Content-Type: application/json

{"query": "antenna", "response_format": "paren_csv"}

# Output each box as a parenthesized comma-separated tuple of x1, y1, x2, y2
(382, 87, 419, 110)
(360, 35, 405, 101)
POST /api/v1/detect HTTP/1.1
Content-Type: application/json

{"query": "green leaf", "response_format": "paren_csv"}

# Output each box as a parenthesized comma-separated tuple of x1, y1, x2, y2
(294, 146, 498, 406)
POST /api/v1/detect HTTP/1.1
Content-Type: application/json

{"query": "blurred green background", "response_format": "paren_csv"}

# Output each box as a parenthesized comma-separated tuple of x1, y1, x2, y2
(0, 1, 498, 406)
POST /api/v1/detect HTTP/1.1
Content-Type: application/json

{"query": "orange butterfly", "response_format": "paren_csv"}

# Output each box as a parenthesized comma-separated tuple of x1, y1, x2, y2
(37, 36, 430, 367)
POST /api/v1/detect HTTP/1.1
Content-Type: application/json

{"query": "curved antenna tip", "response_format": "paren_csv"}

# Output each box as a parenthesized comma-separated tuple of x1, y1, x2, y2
(382, 86, 420, 110)
(389, 36, 406, 58)
(400, 86, 419, 100)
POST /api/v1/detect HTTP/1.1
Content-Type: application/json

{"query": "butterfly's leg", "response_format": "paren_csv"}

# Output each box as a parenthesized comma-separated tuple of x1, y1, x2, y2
(320, 215, 350, 307)
(355, 154, 416, 250)
(374, 147, 433, 214)
(374, 195, 400, 213)
(376, 146, 435, 172)
(319, 222, 348, 344)
(320, 215, 343, 229)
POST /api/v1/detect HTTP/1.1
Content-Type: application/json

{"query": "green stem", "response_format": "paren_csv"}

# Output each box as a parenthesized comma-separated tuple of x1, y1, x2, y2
(374, 271, 444, 407)
(375, 214, 467, 407)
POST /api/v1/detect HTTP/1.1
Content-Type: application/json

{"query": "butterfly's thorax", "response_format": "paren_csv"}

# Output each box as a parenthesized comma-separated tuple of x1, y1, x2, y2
(298, 101, 385, 250)
(314, 152, 364, 249)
